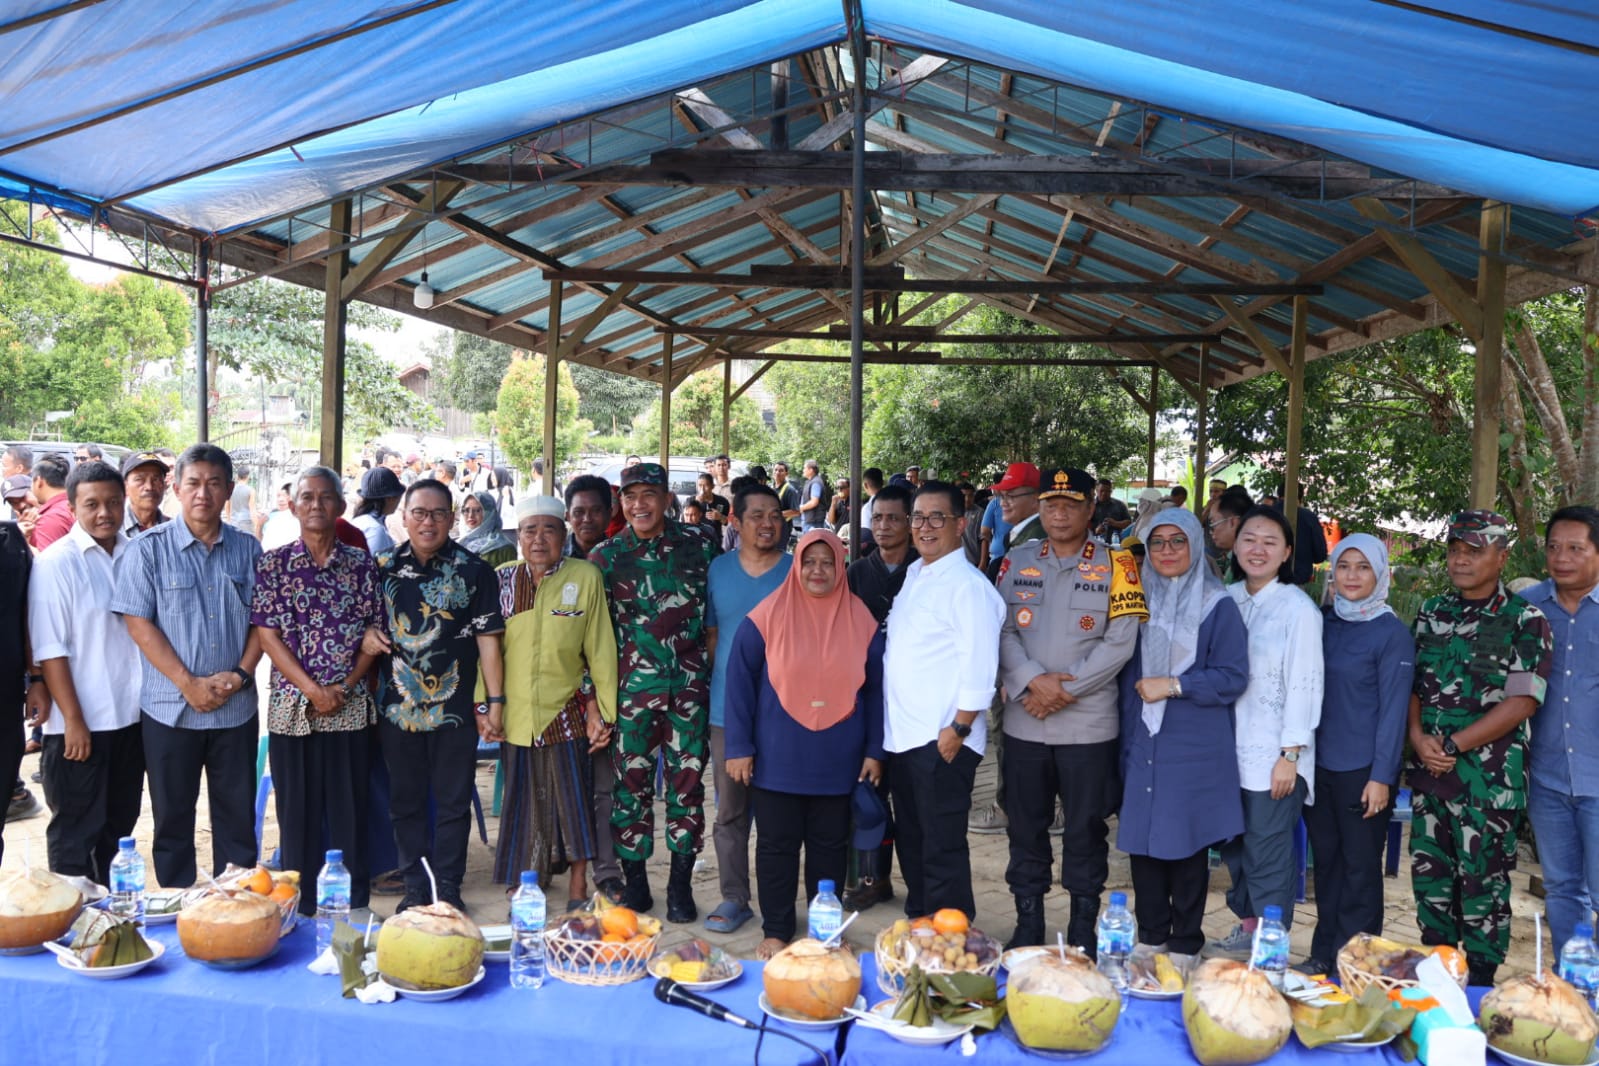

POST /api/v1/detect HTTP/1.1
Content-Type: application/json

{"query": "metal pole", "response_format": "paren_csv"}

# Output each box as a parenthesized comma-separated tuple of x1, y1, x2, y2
(848, 5, 867, 556)
(544, 280, 562, 496)
(195, 240, 210, 441)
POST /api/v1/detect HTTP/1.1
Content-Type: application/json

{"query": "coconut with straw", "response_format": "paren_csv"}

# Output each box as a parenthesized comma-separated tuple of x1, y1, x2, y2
(374, 858, 484, 991)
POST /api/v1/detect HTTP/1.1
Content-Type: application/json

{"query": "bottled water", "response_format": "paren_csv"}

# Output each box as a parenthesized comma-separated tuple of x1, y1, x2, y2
(1250, 905, 1291, 990)
(107, 837, 145, 927)
(1095, 891, 1135, 1005)
(807, 879, 843, 943)
(315, 849, 351, 956)
(510, 870, 547, 990)
(1559, 922, 1599, 1010)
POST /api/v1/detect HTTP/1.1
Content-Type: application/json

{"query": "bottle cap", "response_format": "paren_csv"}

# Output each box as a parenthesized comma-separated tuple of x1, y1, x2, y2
(118, 836, 137, 850)
(1109, 891, 1127, 907)
(818, 879, 835, 895)
(326, 849, 343, 864)
(1263, 905, 1282, 922)
(521, 870, 539, 887)
(1578, 922, 1595, 940)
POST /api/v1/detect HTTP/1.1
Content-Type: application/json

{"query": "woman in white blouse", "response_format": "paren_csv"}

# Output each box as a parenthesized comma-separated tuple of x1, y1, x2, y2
(1207, 505, 1325, 959)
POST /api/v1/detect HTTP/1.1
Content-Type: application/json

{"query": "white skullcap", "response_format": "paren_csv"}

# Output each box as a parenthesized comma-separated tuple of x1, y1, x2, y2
(516, 495, 567, 523)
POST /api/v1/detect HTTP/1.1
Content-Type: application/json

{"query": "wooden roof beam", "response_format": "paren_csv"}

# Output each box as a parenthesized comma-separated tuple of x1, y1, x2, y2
(1211, 296, 1292, 376)
(1352, 197, 1484, 341)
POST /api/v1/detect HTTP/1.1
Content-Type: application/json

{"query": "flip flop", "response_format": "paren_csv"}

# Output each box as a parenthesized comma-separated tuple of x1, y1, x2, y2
(703, 900, 754, 933)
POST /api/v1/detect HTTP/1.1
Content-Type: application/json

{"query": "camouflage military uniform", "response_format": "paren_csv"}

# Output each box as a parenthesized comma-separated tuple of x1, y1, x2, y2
(590, 518, 717, 861)
(1408, 582, 1551, 965)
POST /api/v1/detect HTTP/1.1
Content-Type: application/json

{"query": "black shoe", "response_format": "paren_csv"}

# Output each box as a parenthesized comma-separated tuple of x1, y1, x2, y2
(1294, 957, 1334, 976)
(1067, 895, 1101, 960)
(595, 877, 626, 906)
(439, 885, 468, 914)
(621, 858, 654, 913)
(1005, 894, 1046, 950)
(1467, 960, 1499, 987)
(666, 851, 697, 924)
(395, 893, 427, 914)
(842, 877, 895, 912)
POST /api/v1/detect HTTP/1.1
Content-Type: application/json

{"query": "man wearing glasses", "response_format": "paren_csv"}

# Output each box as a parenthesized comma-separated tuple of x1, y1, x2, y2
(997, 467, 1147, 951)
(881, 480, 1006, 920)
(361, 478, 506, 912)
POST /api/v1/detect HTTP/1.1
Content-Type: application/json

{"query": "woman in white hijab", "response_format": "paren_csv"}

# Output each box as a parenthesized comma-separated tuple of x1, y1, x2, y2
(1116, 507, 1250, 955)
(1130, 487, 1166, 544)
(1300, 533, 1415, 974)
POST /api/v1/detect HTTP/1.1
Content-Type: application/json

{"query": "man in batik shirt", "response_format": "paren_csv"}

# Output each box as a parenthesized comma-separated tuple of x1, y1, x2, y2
(1407, 510, 1551, 986)
(589, 463, 716, 923)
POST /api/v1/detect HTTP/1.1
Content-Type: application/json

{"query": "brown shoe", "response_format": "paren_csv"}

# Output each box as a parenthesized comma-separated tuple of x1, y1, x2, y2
(842, 877, 894, 912)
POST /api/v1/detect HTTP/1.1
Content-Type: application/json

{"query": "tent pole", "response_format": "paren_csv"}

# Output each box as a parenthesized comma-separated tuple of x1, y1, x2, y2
(660, 334, 674, 469)
(320, 198, 351, 469)
(195, 240, 210, 442)
(1471, 200, 1509, 509)
(848, 4, 866, 556)
(1283, 295, 1307, 528)
(1145, 366, 1159, 487)
(543, 280, 561, 496)
(1193, 345, 1208, 516)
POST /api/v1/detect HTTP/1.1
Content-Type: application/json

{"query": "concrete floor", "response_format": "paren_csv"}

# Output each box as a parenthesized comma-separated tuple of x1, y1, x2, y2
(1, 742, 1546, 975)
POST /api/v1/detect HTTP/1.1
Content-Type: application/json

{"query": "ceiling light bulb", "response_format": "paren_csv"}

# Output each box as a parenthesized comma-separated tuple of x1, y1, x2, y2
(413, 271, 435, 310)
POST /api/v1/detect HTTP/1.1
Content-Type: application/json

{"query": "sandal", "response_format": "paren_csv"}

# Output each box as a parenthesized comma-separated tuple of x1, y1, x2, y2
(756, 937, 787, 961)
(704, 900, 754, 934)
(370, 870, 406, 896)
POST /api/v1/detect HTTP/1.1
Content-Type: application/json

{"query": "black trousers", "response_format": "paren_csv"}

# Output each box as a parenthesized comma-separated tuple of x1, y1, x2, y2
(752, 787, 851, 941)
(270, 728, 372, 916)
(41, 723, 145, 881)
(141, 712, 259, 888)
(379, 716, 477, 897)
(0, 697, 23, 867)
(1129, 850, 1211, 955)
(891, 740, 981, 919)
(1304, 765, 1391, 963)
(1003, 735, 1119, 898)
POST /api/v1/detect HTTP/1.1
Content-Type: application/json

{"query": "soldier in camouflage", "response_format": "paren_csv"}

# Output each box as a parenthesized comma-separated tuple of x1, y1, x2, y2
(589, 463, 717, 923)
(1407, 510, 1552, 986)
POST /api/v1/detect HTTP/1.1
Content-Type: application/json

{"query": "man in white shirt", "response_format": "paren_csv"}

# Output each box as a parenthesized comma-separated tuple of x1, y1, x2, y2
(27, 460, 145, 881)
(883, 479, 1006, 919)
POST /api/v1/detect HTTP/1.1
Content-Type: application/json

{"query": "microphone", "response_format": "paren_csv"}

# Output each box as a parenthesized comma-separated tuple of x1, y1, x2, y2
(654, 977, 758, 1028)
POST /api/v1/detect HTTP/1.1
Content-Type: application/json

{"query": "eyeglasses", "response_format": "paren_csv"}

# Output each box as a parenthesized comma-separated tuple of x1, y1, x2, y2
(1148, 535, 1190, 552)
(1206, 517, 1235, 531)
(908, 513, 953, 529)
(407, 507, 453, 524)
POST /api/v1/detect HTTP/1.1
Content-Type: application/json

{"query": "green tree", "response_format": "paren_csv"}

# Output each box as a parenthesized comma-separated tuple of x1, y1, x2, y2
(766, 361, 853, 473)
(495, 353, 590, 472)
(631, 370, 770, 458)
(433, 331, 514, 414)
(569, 361, 658, 434)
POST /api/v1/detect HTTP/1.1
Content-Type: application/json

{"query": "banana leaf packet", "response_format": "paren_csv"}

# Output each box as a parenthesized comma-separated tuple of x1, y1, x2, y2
(1289, 985, 1412, 1050)
(890, 964, 1007, 1031)
(332, 920, 377, 998)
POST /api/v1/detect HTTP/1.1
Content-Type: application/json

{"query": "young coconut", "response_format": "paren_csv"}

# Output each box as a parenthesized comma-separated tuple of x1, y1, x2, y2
(0, 867, 84, 949)
(1479, 971, 1599, 1066)
(763, 938, 862, 1020)
(1007, 950, 1121, 1052)
(376, 902, 485, 990)
(1182, 958, 1293, 1065)
(178, 891, 282, 963)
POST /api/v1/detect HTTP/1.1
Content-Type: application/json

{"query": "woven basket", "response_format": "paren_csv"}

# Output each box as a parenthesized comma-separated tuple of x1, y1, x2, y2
(1336, 941, 1466, 999)
(545, 929, 660, 986)
(873, 925, 1002, 997)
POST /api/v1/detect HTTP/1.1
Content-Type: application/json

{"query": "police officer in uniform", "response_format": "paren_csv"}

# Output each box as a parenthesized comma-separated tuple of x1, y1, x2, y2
(997, 467, 1147, 951)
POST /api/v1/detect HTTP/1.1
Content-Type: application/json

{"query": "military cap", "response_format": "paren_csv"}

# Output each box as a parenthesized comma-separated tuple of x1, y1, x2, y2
(1447, 509, 1511, 548)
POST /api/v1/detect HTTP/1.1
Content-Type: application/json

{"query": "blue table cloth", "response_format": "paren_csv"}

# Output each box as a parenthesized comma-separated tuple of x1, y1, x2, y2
(1, 922, 826, 1066)
(843, 954, 1491, 1066)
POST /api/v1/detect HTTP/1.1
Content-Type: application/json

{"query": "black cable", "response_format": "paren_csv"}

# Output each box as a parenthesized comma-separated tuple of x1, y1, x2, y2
(752, 1017, 834, 1066)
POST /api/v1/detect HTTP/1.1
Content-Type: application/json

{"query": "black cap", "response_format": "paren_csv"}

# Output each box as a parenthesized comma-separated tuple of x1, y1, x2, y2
(1038, 467, 1095, 501)
(120, 451, 167, 478)
(359, 466, 405, 500)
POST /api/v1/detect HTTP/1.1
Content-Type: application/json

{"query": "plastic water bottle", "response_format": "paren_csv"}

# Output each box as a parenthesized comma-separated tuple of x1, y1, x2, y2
(107, 836, 145, 927)
(807, 879, 843, 943)
(1559, 922, 1599, 1010)
(1096, 891, 1135, 1005)
(1250, 905, 1291, 990)
(510, 870, 547, 990)
(315, 849, 351, 956)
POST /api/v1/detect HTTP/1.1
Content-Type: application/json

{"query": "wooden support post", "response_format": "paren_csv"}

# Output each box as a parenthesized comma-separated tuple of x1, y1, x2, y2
(195, 240, 210, 441)
(722, 358, 732, 456)
(320, 199, 352, 468)
(1471, 201, 1509, 509)
(1193, 345, 1209, 516)
(660, 334, 674, 469)
(1283, 295, 1308, 529)
(543, 280, 562, 496)
(1145, 366, 1159, 487)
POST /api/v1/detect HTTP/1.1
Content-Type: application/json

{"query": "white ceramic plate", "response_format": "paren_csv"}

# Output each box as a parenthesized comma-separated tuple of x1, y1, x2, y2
(864, 999, 974, 1045)
(392, 966, 487, 1002)
(479, 925, 512, 962)
(1489, 1047, 1599, 1066)
(649, 957, 744, 990)
(758, 992, 866, 1030)
(50, 938, 165, 979)
(1128, 984, 1183, 1000)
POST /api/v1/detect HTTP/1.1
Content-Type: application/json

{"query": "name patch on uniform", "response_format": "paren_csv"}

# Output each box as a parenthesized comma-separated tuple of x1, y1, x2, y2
(1017, 607, 1035, 629)
(1079, 615, 1097, 631)
(1107, 548, 1149, 621)
(1010, 577, 1044, 589)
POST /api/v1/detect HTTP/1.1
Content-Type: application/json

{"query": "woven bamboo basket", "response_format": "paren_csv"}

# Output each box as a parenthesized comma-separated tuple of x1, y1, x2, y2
(545, 929, 660, 986)
(873, 925, 1002, 997)
(1336, 939, 1466, 999)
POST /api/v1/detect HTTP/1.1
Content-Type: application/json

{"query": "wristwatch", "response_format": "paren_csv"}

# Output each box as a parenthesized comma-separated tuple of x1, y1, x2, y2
(232, 667, 254, 691)
(951, 721, 973, 739)
(1280, 748, 1301, 763)
(1441, 735, 1460, 757)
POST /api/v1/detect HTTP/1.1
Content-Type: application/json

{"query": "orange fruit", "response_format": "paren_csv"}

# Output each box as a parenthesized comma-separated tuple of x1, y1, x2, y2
(239, 867, 273, 895)
(269, 882, 298, 906)
(910, 917, 936, 933)
(600, 906, 639, 940)
(932, 908, 969, 936)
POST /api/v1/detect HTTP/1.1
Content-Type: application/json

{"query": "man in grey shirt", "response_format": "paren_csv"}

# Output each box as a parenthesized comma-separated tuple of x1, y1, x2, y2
(112, 443, 263, 887)
(997, 467, 1145, 952)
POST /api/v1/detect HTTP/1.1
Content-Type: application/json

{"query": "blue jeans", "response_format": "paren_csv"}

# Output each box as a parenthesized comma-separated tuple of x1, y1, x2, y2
(1527, 779, 1599, 952)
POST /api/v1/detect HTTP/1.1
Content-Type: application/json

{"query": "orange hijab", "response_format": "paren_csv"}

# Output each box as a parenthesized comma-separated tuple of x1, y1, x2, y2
(747, 529, 879, 732)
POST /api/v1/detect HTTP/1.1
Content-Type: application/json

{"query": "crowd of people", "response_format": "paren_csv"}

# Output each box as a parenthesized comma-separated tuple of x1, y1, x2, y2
(2, 440, 1594, 989)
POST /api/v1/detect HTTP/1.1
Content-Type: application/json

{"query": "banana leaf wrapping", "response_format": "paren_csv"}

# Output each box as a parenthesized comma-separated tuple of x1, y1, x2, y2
(332, 920, 377, 998)
(1289, 985, 1413, 1049)
(889, 965, 1007, 1031)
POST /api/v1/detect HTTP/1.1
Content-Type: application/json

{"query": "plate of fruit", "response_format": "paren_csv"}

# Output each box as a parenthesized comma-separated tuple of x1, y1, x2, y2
(873, 910, 1002, 997)
(650, 935, 743, 990)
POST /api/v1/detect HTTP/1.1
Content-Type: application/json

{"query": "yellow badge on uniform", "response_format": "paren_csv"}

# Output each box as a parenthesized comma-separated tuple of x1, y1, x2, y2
(1107, 547, 1149, 622)
(1017, 607, 1035, 629)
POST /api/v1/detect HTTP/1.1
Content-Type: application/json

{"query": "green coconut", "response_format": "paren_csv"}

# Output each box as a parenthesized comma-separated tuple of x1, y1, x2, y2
(1479, 970, 1599, 1066)
(1007, 951, 1121, 1052)
(375, 901, 484, 990)
(1182, 959, 1292, 1065)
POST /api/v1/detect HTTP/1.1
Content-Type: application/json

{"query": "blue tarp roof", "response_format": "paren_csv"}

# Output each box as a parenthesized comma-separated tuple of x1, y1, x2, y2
(1, 1, 1596, 233)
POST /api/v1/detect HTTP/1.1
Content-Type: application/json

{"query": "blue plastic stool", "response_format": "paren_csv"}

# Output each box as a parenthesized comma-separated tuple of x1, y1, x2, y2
(252, 735, 281, 868)
(1385, 787, 1414, 877)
